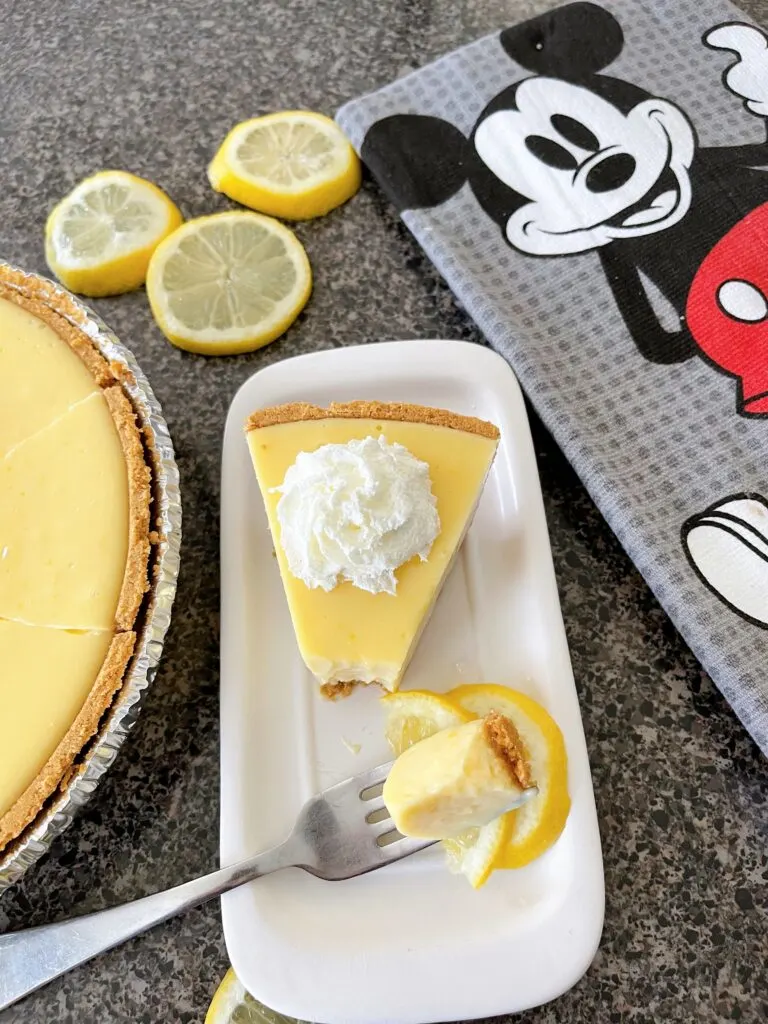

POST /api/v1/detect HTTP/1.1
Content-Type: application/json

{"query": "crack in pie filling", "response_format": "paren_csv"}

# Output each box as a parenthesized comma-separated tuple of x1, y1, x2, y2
(0, 266, 151, 851)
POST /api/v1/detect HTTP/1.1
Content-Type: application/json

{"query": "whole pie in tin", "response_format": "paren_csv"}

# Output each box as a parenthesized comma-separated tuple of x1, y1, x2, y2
(0, 264, 151, 851)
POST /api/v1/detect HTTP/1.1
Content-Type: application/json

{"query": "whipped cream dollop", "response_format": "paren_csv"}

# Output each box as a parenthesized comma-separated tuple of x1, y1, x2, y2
(274, 435, 440, 595)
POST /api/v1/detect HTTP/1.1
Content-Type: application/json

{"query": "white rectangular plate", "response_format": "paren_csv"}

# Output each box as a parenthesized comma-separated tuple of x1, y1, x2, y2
(220, 340, 604, 1024)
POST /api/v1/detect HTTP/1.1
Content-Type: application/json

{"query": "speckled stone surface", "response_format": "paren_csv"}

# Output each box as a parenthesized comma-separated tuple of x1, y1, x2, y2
(0, 1, 766, 1022)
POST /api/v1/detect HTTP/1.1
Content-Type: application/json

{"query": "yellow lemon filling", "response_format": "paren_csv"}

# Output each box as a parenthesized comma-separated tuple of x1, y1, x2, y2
(383, 712, 535, 839)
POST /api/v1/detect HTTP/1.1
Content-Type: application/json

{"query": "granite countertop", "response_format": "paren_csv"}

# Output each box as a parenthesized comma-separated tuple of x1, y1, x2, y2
(1, 1, 766, 1021)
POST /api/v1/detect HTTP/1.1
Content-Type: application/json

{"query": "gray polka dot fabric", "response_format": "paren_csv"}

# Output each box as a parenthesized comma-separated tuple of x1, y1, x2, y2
(337, 0, 768, 755)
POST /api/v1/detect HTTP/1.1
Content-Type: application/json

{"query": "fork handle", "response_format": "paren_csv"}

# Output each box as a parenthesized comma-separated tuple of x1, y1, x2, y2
(0, 840, 294, 1011)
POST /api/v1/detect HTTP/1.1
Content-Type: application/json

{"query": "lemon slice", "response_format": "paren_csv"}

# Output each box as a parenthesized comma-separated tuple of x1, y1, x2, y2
(208, 111, 361, 220)
(381, 690, 473, 756)
(449, 684, 570, 868)
(381, 690, 505, 888)
(45, 170, 182, 297)
(145, 211, 312, 355)
(206, 968, 308, 1024)
(443, 813, 513, 889)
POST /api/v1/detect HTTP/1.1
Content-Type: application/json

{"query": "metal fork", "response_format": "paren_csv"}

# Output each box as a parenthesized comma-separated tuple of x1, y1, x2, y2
(0, 760, 425, 1011)
(0, 758, 538, 1011)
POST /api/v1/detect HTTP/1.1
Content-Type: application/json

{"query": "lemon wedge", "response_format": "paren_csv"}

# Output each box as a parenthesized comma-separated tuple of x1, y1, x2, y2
(381, 690, 507, 888)
(449, 684, 570, 868)
(145, 211, 312, 355)
(45, 170, 182, 297)
(208, 111, 361, 220)
(206, 968, 307, 1024)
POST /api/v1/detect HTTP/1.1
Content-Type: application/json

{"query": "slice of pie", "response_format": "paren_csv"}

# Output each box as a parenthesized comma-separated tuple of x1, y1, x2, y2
(245, 401, 499, 696)
(0, 265, 151, 852)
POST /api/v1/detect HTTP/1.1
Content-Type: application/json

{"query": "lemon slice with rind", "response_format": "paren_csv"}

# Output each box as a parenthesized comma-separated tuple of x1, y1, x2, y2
(45, 170, 182, 297)
(206, 968, 309, 1024)
(381, 689, 506, 888)
(381, 690, 473, 756)
(146, 211, 312, 355)
(443, 813, 513, 889)
(449, 684, 570, 868)
(208, 111, 361, 220)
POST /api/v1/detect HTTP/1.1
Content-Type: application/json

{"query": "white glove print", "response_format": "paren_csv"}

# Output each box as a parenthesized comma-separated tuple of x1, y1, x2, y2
(705, 23, 768, 118)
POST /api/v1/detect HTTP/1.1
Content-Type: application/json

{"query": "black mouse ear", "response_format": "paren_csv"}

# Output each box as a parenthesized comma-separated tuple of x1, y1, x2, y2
(361, 114, 470, 212)
(500, 1, 623, 79)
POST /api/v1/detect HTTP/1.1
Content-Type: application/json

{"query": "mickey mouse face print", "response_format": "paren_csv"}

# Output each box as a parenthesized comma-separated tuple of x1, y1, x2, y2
(473, 77, 695, 256)
(362, 3, 768, 389)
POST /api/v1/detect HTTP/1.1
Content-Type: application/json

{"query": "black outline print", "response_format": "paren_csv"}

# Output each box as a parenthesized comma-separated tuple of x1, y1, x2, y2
(361, 3, 768, 417)
(681, 492, 768, 629)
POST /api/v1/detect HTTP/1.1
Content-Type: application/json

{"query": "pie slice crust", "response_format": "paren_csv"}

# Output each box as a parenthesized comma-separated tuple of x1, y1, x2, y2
(245, 399, 500, 439)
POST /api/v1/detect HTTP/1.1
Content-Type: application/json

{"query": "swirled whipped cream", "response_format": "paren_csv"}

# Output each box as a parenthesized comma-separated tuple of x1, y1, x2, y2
(273, 435, 440, 594)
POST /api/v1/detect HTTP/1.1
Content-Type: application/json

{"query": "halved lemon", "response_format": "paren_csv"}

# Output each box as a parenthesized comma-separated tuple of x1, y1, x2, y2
(45, 170, 182, 297)
(381, 690, 505, 888)
(449, 684, 570, 868)
(206, 968, 307, 1024)
(146, 211, 312, 355)
(208, 111, 361, 220)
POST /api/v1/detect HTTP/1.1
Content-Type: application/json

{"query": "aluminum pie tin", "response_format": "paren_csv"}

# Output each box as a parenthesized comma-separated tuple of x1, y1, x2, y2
(0, 264, 182, 894)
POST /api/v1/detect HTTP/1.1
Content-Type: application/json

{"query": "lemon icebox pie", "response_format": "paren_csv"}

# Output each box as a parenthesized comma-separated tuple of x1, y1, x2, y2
(0, 265, 150, 851)
(245, 400, 499, 696)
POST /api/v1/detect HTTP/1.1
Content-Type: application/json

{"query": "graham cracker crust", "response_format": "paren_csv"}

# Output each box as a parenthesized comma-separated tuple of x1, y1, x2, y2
(0, 265, 152, 851)
(245, 400, 500, 440)
(0, 632, 136, 850)
(0, 274, 115, 387)
(482, 711, 534, 790)
(105, 386, 152, 632)
(320, 681, 358, 701)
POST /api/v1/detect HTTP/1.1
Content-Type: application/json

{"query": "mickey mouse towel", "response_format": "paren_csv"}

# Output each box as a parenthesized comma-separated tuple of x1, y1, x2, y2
(337, 0, 768, 755)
